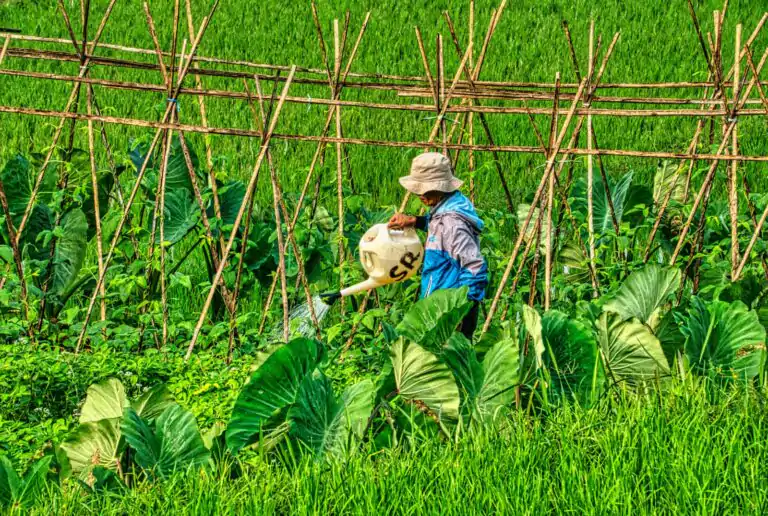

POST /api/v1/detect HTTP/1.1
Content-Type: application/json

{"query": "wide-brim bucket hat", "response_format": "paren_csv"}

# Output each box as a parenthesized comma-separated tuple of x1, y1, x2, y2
(398, 152, 463, 196)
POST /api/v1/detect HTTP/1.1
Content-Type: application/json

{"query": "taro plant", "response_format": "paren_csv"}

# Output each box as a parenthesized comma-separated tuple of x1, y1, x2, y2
(226, 337, 375, 459)
(0, 455, 53, 511)
(58, 378, 210, 484)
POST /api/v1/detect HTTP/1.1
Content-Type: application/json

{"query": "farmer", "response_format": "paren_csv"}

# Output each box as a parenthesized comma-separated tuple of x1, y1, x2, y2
(388, 152, 488, 339)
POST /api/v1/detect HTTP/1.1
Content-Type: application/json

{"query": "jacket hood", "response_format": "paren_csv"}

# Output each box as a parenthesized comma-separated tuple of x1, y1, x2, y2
(430, 191, 484, 232)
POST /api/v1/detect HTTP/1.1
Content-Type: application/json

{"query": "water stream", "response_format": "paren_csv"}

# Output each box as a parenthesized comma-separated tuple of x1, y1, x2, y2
(272, 294, 333, 340)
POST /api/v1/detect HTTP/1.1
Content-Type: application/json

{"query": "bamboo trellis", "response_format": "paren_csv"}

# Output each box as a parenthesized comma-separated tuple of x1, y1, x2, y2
(0, 0, 766, 357)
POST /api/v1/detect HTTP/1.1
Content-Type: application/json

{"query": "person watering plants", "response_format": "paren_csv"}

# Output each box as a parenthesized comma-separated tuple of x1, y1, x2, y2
(388, 152, 488, 339)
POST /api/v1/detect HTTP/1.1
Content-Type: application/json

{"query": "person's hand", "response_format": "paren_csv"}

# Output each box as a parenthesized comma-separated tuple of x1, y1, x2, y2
(388, 213, 417, 229)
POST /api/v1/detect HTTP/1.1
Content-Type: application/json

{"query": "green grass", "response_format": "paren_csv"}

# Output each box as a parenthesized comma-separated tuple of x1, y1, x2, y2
(1, 0, 767, 212)
(25, 381, 768, 515)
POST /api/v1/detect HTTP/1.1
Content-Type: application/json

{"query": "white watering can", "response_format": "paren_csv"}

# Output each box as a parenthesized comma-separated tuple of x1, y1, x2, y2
(321, 223, 423, 304)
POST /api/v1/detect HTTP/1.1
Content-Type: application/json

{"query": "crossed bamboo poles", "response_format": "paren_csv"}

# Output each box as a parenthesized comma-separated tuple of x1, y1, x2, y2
(0, 2, 767, 355)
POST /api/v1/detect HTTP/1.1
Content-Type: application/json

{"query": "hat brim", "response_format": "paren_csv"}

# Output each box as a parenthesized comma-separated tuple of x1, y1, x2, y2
(399, 176, 463, 196)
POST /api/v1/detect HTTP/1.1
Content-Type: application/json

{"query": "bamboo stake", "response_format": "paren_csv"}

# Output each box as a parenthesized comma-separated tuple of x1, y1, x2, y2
(8, 63, 768, 116)
(334, 19, 347, 319)
(158, 122, 173, 346)
(729, 24, 741, 276)
(272, 177, 289, 343)
(745, 45, 768, 114)
(185, 0, 222, 226)
(258, 13, 371, 327)
(246, 76, 321, 336)
(482, 78, 588, 333)
(86, 84, 106, 325)
(0, 35, 10, 64)
(442, 11, 514, 217)
(544, 73, 559, 311)
(10, 17, 768, 91)
(468, 0, 476, 202)
(14, 0, 117, 246)
(671, 46, 768, 266)
(76, 0, 221, 352)
(586, 21, 596, 290)
(186, 66, 296, 360)
(438, 34, 448, 155)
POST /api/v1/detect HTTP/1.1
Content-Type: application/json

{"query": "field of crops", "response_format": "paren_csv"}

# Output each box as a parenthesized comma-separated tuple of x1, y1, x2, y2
(2, 0, 768, 514)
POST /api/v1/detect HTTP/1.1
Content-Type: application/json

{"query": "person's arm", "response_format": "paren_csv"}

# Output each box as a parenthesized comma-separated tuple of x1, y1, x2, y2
(388, 213, 427, 231)
(445, 220, 488, 301)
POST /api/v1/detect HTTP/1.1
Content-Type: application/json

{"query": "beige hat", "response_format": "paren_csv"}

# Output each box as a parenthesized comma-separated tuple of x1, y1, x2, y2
(398, 152, 463, 195)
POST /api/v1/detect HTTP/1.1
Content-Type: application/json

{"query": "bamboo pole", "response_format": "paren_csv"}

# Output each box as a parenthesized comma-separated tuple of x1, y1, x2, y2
(7, 64, 768, 116)
(670, 46, 768, 266)
(185, 0, 222, 226)
(76, 0, 221, 352)
(442, 11, 515, 218)
(85, 84, 106, 325)
(143, 6, 238, 322)
(729, 24, 741, 277)
(6, 103, 768, 162)
(5, 9, 766, 91)
(334, 19, 347, 319)
(482, 78, 588, 333)
(544, 73, 559, 311)
(186, 66, 296, 360)
(257, 13, 371, 327)
(586, 21, 596, 291)
(246, 76, 321, 336)
(14, 0, 117, 247)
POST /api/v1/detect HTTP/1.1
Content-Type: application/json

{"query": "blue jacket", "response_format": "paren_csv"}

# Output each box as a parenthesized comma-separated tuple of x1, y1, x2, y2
(414, 191, 488, 301)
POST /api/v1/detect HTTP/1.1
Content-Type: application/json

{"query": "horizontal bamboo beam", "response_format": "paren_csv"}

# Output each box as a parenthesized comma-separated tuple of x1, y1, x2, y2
(2, 68, 768, 118)
(3, 33, 768, 94)
(2, 103, 767, 162)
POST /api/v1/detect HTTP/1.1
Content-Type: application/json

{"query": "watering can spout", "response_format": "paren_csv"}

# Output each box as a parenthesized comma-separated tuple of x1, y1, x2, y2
(321, 223, 423, 304)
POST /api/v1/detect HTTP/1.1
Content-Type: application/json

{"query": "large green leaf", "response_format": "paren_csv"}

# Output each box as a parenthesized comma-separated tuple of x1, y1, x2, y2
(20, 204, 53, 261)
(442, 333, 484, 407)
(442, 329, 518, 425)
(80, 378, 129, 424)
(51, 209, 88, 297)
(0, 455, 51, 509)
(603, 265, 681, 330)
(396, 287, 472, 350)
(288, 374, 373, 459)
(653, 160, 686, 208)
(678, 298, 766, 380)
(210, 180, 246, 226)
(16, 456, 52, 508)
(597, 312, 670, 387)
(0, 455, 19, 508)
(541, 310, 602, 401)
(340, 379, 376, 441)
(1, 155, 32, 222)
(226, 338, 323, 453)
(572, 171, 633, 233)
(131, 385, 176, 421)
(158, 189, 200, 245)
(476, 333, 519, 419)
(390, 337, 460, 422)
(516, 203, 549, 255)
(289, 374, 345, 458)
(59, 418, 122, 477)
(520, 305, 545, 382)
(122, 405, 210, 479)
(132, 136, 201, 196)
